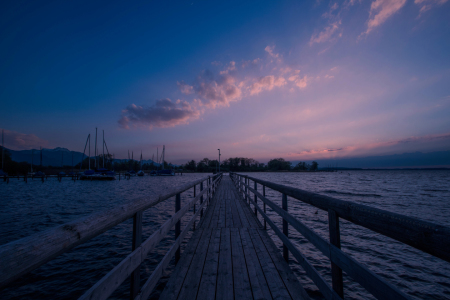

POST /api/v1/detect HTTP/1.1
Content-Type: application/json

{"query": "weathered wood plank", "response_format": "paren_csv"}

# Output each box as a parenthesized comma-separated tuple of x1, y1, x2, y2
(240, 228, 273, 300)
(231, 189, 250, 228)
(225, 197, 234, 228)
(158, 229, 205, 300)
(197, 229, 221, 300)
(217, 228, 234, 300)
(249, 228, 292, 299)
(230, 228, 252, 300)
(257, 229, 310, 300)
(177, 229, 213, 299)
(229, 191, 242, 228)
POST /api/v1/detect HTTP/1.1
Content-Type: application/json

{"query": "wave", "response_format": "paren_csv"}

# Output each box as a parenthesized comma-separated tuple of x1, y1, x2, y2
(423, 189, 449, 192)
(323, 190, 382, 197)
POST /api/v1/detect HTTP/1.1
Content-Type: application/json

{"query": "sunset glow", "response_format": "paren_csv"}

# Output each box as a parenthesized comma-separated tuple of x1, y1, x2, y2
(1, 0, 449, 165)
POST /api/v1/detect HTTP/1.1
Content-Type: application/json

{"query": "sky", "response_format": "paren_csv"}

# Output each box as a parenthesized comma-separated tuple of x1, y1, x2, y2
(1, 0, 449, 165)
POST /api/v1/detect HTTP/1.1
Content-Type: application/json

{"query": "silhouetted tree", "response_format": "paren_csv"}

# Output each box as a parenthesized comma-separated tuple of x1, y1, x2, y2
(310, 161, 319, 171)
(268, 158, 292, 171)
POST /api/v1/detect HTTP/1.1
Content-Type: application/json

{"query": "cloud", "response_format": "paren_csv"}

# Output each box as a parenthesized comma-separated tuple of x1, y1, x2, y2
(220, 61, 237, 74)
(309, 20, 342, 45)
(241, 58, 261, 68)
(211, 61, 222, 66)
(288, 74, 309, 89)
(414, 0, 448, 16)
(191, 70, 242, 108)
(288, 132, 450, 159)
(177, 81, 194, 94)
(249, 75, 286, 95)
(265, 45, 282, 63)
(364, 0, 407, 35)
(0, 129, 49, 150)
(118, 99, 200, 129)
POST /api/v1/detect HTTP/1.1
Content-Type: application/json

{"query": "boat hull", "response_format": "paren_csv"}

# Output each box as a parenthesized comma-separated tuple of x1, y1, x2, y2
(79, 175, 116, 181)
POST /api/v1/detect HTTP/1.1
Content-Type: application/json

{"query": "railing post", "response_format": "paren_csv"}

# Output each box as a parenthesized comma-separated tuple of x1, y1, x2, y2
(245, 177, 248, 203)
(263, 185, 266, 230)
(175, 193, 181, 264)
(282, 193, 288, 262)
(130, 211, 142, 299)
(254, 181, 257, 216)
(328, 209, 344, 298)
(200, 181, 204, 219)
(193, 185, 196, 231)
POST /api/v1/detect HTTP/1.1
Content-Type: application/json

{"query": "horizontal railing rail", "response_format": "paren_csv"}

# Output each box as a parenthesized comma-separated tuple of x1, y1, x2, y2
(0, 173, 223, 299)
(230, 173, 450, 300)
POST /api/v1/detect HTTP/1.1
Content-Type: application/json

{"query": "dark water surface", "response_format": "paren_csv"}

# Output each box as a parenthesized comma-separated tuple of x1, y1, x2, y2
(1, 171, 450, 299)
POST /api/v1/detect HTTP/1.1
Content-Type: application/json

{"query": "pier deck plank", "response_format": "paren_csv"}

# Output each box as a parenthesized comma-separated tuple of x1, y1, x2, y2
(160, 176, 309, 300)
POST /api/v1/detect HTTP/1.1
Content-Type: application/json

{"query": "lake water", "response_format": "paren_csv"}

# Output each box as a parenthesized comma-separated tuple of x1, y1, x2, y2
(1, 171, 449, 299)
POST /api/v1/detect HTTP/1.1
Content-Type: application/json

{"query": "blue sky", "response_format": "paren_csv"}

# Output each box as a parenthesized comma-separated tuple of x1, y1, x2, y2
(1, 0, 449, 164)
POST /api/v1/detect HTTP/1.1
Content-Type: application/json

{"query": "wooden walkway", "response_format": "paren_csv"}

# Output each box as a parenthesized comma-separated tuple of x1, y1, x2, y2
(160, 176, 310, 300)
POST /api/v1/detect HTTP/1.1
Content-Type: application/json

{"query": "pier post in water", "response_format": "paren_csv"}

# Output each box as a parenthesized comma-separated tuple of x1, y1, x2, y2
(130, 211, 142, 299)
(282, 193, 288, 261)
(175, 193, 181, 263)
(328, 209, 344, 298)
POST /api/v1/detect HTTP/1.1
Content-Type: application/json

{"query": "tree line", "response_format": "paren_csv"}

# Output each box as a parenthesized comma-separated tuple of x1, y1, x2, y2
(181, 157, 319, 172)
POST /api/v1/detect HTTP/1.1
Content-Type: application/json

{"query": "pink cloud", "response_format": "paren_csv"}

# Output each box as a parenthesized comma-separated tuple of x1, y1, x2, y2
(118, 99, 200, 129)
(249, 75, 286, 95)
(220, 61, 237, 74)
(288, 74, 309, 89)
(177, 81, 194, 94)
(192, 70, 242, 108)
(309, 20, 342, 45)
(0, 129, 49, 150)
(241, 58, 261, 68)
(293, 133, 450, 158)
(364, 0, 407, 35)
(265, 45, 282, 63)
(415, 0, 448, 16)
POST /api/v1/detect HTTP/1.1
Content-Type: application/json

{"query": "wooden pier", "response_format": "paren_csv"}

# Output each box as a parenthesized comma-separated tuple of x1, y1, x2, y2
(1, 173, 450, 300)
(160, 176, 309, 300)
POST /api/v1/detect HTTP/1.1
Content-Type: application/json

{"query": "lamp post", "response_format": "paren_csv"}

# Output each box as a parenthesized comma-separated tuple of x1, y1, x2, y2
(218, 149, 221, 172)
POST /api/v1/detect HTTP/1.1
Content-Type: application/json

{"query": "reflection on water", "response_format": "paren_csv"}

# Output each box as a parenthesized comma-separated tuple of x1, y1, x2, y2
(1, 171, 450, 299)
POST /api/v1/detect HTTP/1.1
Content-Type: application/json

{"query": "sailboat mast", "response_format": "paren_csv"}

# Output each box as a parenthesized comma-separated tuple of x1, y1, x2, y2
(40, 146, 42, 167)
(61, 151, 63, 168)
(140, 150, 142, 169)
(161, 145, 166, 170)
(157, 147, 159, 167)
(103, 130, 105, 168)
(95, 127, 97, 169)
(31, 149, 33, 173)
(88, 134, 91, 170)
(1, 129, 4, 170)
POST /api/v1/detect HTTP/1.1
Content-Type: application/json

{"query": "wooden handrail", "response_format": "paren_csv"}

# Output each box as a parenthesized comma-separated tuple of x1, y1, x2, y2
(0, 174, 222, 290)
(236, 177, 409, 300)
(231, 173, 450, 263)
(80, 174, 222, 300)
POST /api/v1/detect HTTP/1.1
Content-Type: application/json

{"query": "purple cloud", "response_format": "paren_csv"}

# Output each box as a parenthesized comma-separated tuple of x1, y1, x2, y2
(118, 99, 200, 129)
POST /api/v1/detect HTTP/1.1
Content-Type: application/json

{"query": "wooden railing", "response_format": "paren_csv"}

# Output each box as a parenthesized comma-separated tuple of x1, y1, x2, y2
(230, 173, 450, 300)
(0, 173, 223, 299)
